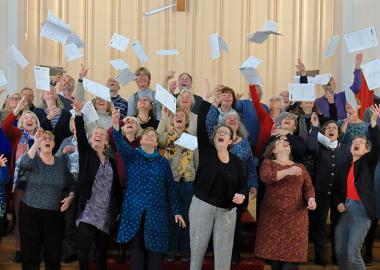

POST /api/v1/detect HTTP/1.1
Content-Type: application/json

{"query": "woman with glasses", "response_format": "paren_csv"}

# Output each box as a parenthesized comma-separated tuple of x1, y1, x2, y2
(189, 93, 246, 270)
(134, 96, 159, 129)
(255, 136, 316, 270)
(18, 129, 75, 270)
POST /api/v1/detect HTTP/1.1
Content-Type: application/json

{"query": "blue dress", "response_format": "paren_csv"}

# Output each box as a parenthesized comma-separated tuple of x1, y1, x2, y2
(113, 129, 180, 253)
(206, 105, 258, 189)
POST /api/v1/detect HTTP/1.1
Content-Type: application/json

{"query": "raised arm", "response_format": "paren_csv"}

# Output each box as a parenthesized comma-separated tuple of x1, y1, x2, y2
(367, 105, 380, 165)
(249, 85, 268, 122)
(350, 54, 362, 94)
(197, 100, 212, 152)
(1, 112, 21, 145)
(76, 64, 89, 102)
(205, 104, 219, 139)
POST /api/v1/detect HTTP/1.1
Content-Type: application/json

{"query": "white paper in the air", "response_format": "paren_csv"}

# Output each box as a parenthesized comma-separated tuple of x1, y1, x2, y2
(64, 43, 83, 62)
(248, 20, 282, 44)
(131, 41, 149, 64)
(288, 83, 315, 101)
(240, 68, 262, 85)
(210, 33, 229, 60)
(83, 78, 111, 102)
(174, 133, 198, 151)
(241, 56, 262, 69)
(9, 45, 29, 69)
(324, 35, 340, 57)
(81, 101, 100, 124)
(156, 49, 179, 56)
(34, 66, 50, 91)
(344, 84, 357, 110)
(361, 59, 380, 90)
(110, 59, 129, 70)
(116, 69, 137, 86)
(0, 71, 8, 87)
(313, 74, 332, 85)
(344, 26, 379, 53)
(40, 21, 71, 44)
(65, 33, 84, 49)
(109, 33, 130, 52)
(155, 83, 176, 114)
(144, 3, 176, 16)
(47, 10, 71, 31)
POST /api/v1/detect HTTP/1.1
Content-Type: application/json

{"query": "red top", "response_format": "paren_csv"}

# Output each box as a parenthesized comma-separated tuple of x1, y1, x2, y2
(1, 112, 22, 177)
(249, 85, 274, 157)
(346, 161, 360, 201)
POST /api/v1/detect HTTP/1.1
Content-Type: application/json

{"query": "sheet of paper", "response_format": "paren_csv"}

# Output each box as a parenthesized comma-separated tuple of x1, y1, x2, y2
(210, 33, 229, 60)
(317, 132, 334, 148)
(83, 78, 111, 102)
(344, 26, 379, 53)
(64, 43, 83, 62)
(288, 83, 315, 101)
(34, 66, 50, 91)
(131, 41, 149, 64)
(293, 76, 315, 84)
(47, 10, 71, 31)
(0, 89, 8, 111)
(324, 34, 340, 57)
(248, 31, 270, 44)
(313, 74, 332, 85)
(174, 133, 198, 151)
(240, 68, 262, 85)
(65, 33, 84, 49)
(40, 21, 71, 44)
(361, 59, 380, 90)
(9, 45, 29, 69)
(155, 83, 176, 114)
(344, 85, 357, 110)
(110, 59, 129, 70)
(115, 69, 136, 86)
(144, 3, 176, 16)
(263, 20, 279, 33)
(241, 56, 262, 69)
(156, 49, 179, 56)
(0, 71, 8, 87)
(109, 33, 130, 52)
(81, 101, 99, 124)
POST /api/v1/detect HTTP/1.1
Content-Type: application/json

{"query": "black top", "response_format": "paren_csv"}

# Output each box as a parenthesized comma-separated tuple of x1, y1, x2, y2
(58, 95, 74, 112)
(307, 126, 351, 195)
(136, 116, 159, 130)
(335, 125, 380, 218)
(33, 108, 72, 154)
(194, 100, 246, 209)
(74, 115, 123, 222)
(265, 133, 307, 163)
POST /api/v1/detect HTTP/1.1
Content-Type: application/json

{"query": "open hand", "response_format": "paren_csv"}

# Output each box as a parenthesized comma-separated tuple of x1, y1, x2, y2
(0, 154, 7, 167)
(175, 215, 186, 228)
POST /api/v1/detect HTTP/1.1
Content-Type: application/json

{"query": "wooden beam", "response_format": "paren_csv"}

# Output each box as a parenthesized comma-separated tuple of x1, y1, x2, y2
(176, 0, 186, 12)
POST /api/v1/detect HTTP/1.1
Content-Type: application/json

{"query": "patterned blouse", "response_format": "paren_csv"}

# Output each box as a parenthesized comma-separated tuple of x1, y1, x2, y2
(337, 120, 368, 144)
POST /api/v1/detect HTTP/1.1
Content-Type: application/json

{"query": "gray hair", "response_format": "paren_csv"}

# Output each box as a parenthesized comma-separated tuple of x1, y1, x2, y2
(221, 111, 249, 139)
(176, 88, 195, 109)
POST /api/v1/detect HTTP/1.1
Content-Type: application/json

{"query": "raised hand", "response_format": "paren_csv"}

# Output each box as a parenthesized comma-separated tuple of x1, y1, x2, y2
(34, 128, 43, 146)
(79, 64, 89, 79)
(235, 92, 243, 100)
(13, 95, 27, 115)
(72, 98, 84, 115)
(111, 105, 121, 130)
(370, 104, 380, 127)
(0, 154, 7, 167)
(161, 106, 170, 119)
(165, 70, 176, 81)
(295, 58, 306, 76)
(272, 128, 290, 137)
(203, 78, 213, 100)
(46, 106, 61, 120)
(310, 112, 319, 127)
(355, 53, 363, 69)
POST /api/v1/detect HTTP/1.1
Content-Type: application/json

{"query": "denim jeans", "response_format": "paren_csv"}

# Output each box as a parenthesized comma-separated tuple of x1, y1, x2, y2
(335, 199, 372, 270)
(168, 181, 194, 255)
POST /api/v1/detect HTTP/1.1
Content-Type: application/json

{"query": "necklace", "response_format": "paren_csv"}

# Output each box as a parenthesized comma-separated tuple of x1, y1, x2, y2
(138, 114, 150, 123)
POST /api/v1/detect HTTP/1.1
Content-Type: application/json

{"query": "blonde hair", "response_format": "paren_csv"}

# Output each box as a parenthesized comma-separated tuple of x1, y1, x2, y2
(17, 111, 40, 132)
(91, 97, 112, 114)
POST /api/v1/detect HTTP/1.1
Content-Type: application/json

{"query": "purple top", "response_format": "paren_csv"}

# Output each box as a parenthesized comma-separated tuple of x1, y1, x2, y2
(77, 158, 113, 233)
(315, 69, 361, 120)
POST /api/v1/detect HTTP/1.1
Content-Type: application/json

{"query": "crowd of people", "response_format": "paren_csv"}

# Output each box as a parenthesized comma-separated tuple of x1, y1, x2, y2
(0, 52, 379, 270)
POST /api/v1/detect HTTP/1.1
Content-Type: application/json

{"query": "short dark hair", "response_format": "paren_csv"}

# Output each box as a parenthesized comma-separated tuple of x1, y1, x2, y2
(220, 86, 237, 108)
(352, 135, 372, 151)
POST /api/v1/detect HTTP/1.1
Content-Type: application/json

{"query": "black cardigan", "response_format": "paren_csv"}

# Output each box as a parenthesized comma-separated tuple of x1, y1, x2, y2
(335, 125, 380, 217)
(307, 126, 351, 195)
(74, 115, 123, 223)
(194, 100, 246, 209)
(33, 108, 72, 154)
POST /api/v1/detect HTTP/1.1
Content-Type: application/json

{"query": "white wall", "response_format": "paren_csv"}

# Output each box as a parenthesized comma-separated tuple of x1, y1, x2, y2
(335, 0, 380, 90)
(0, 0, 25, 93)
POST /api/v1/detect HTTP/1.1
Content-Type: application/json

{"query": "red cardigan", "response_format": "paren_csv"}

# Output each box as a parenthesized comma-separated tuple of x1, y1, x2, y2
(249, 85, 274, 157)
(1, 112, 22, 177)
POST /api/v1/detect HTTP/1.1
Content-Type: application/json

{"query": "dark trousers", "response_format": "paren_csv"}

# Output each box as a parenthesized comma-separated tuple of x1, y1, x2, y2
(77, 222, 109, 270)
(19, 202, 64, 270)
(267, 260, 299, 270)
(232, 203, 244, 261)
(130, 213, 163, 270)
(309, 192, 340, 260)
(63, 204, 78, 256)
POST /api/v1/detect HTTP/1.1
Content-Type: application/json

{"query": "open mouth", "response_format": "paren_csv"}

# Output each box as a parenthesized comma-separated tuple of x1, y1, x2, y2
(354, 146, 359, 151)
(328, 133, 335, 138)
(217, 137, 224, 142)
(176, 119, 183, 124)
(45, 143, 51, 148)
(126, 124, 133, 129)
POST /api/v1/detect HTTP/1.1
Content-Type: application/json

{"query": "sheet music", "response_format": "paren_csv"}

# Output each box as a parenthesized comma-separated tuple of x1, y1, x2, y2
(34, 66, 51, 91)
(344, 26, 379, 53)
(361, 59, 380, 90)
(155, 83, 176, 114)
(288, 83, 315, 101)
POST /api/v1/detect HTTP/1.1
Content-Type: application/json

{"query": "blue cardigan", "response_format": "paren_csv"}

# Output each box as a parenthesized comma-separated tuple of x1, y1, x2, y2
(113, 129, 180, 253)
(0, 164, 9, 217)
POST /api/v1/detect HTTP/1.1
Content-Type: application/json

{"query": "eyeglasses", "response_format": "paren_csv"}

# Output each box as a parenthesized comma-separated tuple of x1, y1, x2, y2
(42, 136, 54, 141)
(215, 129, 231, 136)
(124, 118, 137, 124)
(270, 98, 281, 102)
